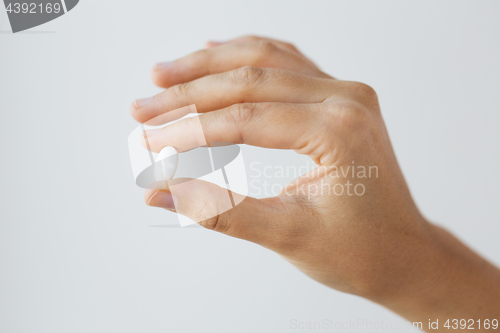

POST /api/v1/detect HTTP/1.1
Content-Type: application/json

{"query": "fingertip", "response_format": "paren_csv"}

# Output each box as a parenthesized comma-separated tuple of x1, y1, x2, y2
(151, 61, 176, 87)
(130, 100, 142, 121)
(145, 189, 176, 211)
(150, 64, 168, 88)
(144, 189, 158, 205)
(129, 100, 150, 124)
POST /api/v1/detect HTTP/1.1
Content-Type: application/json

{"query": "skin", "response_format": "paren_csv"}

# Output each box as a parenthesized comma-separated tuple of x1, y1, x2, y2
(130, 36, 500, 331)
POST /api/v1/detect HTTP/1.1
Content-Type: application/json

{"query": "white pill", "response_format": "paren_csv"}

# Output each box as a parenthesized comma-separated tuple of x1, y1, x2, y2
(154, 146, 178, 181)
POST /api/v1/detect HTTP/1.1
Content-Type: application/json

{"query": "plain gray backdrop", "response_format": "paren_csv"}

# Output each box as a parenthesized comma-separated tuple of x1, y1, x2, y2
(1, 1, 499, 332)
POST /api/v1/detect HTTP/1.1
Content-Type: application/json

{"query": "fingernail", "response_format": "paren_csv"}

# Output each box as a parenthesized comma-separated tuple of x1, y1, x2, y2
(208, 41, 223, 46)
(134, 97, 153, 109)
(155, 61, 172, 71)
(148, 190, 176, 211)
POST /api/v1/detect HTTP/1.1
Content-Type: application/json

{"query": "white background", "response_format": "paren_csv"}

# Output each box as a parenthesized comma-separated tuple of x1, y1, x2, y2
(1, 1, 499, 332)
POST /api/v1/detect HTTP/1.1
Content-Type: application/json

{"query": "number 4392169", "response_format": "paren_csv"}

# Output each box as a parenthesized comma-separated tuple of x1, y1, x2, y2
(6, 3, 62, 14)
(444, 319, 498, 330)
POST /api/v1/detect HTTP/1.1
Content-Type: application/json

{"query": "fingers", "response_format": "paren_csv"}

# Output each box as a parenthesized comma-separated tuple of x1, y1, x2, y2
(151, 39, 330, 88)
(142, 102, 325, 154)
(218, 36, 331, 77)
(132, 66, 336, 124)
(206, 35, 302, 54)
(144, 179, 290, 248)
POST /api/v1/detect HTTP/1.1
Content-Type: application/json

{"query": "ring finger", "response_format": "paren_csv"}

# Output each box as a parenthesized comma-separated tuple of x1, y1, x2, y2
(151, 40, 331, 89)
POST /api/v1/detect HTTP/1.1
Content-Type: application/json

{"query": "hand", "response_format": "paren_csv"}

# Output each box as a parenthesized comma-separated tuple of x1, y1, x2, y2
(131, 35, 427, 295)
(130, 36, 500, 330)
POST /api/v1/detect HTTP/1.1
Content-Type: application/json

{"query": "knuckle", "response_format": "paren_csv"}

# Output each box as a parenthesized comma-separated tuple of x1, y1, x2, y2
(228, 103, 257, 126)
(171, 82, 190, 98)
(233, 66, 266, 87)
(322, 101, 372, 136)
(326, 81, 381, 123)
(200, 212, 233, 235)
(226, 103, 258, 143)
(193, 202, 221, 226)
(352, 82, 379, 106)
(247, 40, 280, 64)
(256, 40, 279, 56)
(192, 48, 210, 61)
(200, 214, 223, 232)
(326, 100, 382, 152)
(282, 41, 298, 51)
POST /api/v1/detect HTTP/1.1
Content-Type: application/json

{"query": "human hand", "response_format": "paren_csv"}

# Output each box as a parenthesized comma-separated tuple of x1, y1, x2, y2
(130, 36, 500, 330)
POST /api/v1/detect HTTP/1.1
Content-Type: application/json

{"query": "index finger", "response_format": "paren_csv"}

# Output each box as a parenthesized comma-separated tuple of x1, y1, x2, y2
(142, 102, 325, 154)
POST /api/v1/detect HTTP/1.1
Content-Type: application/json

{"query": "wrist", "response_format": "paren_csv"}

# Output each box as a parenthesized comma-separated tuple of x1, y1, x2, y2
(374, 221, 500, 326)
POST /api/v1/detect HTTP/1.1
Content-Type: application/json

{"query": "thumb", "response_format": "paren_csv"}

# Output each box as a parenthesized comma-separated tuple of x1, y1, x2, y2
(144, 178, 288, 248)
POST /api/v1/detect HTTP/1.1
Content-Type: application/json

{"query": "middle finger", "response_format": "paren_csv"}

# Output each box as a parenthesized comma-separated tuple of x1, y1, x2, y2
(132, 66, 338, 124)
